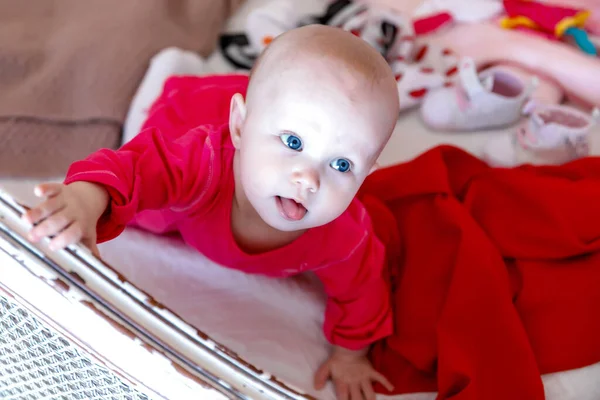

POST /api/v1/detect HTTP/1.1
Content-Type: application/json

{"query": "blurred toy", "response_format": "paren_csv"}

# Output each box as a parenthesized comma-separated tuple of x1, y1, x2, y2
(219, 0, 459, 112)
(501, 0, 597, 55)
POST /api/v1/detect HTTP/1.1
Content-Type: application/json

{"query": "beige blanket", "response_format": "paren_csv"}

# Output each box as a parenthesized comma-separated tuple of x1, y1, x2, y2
(0, 0, 244, 178)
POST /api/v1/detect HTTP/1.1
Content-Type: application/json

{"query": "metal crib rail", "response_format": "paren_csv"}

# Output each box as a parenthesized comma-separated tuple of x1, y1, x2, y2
(0, 187, 311, 400)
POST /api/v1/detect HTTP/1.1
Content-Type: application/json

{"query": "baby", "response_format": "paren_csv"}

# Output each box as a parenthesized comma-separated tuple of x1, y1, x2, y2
(23, 25, 400, 400)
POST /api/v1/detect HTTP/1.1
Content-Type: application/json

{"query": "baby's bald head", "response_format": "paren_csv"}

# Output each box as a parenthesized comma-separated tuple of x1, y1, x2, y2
(245, 24, 399, 148)
(250, 25, 395, 92)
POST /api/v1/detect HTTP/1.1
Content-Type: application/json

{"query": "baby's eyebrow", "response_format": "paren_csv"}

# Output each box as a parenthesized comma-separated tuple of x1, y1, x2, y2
(281, 129, 300, 136)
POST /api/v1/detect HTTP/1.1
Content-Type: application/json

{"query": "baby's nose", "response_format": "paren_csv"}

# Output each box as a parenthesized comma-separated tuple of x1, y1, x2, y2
(292, 168, 320, 194)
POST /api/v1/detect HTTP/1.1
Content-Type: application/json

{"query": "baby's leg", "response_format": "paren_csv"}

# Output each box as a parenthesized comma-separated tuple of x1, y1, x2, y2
(122, 47, 206, 146)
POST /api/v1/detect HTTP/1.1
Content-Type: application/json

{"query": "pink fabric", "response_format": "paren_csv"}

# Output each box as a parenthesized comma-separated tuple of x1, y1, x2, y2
(63, 74, 394, 351)
(509, 26, 556, 41)
(424, 20, 600, 107)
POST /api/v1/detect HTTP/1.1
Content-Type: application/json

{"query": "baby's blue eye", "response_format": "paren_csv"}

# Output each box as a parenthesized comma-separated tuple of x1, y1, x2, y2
(331, 158, 352, 173)
(280, 133, 303, 151)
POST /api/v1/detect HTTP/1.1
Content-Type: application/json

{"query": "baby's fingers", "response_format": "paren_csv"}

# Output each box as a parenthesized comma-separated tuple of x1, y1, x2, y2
(48, 223, 83, 251)
(371, 370, 394, 392)
(314, 360, 332, 390)
(82, 240, 101, 258)
(349, 383, 363, 400)
(23, 195, 65, 225)
(34, 183, 63, 198)
(29, 210, 72, 242)
(361, 381, 375, 400)
(335, 381, 349, 400)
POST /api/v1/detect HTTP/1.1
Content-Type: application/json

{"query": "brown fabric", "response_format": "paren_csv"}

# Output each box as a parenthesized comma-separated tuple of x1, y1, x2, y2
(0, 118, 120, 178)
(0, 0, 245, 178)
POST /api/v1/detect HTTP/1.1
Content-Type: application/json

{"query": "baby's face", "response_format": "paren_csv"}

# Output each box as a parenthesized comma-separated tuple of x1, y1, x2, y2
(235, 73, 392, 232)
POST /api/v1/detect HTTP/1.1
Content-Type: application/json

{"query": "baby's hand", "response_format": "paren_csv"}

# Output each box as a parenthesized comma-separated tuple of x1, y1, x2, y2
(22, 181, 109, 256)
(314, 346, 393, 400)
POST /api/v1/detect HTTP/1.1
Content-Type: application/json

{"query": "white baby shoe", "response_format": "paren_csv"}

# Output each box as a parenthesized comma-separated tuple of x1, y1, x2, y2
(420, 58, 538, 132)
(483, 101, 600, 167)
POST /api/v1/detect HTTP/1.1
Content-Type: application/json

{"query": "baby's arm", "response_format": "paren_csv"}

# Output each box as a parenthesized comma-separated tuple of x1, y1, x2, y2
(24, 124, 215, 252)
(312, 208, 395, 399)
(24, 77, 226, 252)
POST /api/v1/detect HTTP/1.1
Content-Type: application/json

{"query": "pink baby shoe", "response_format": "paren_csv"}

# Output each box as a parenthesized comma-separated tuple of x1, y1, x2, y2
(483, 100, 600, 167)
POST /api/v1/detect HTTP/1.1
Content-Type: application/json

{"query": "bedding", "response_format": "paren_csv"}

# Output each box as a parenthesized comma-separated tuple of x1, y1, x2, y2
(2, 0, 600, 399)
(363, 146, 600, 399)
(0, 0, 245, 178)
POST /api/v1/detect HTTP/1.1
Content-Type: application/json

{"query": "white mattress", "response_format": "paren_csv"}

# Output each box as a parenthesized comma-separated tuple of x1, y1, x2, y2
(2, 0, 600, 398)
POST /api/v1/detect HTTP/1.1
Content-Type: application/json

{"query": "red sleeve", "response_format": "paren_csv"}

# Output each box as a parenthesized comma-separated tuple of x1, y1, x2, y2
(63, 75, 245, 242)
(313, 201, 394, 350)
(64, 126, 218, 242)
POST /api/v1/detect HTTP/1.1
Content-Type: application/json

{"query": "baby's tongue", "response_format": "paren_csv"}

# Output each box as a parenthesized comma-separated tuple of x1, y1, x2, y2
(280, 197, 306, 221)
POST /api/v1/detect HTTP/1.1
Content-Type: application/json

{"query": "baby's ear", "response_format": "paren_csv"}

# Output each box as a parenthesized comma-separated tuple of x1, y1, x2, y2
(229, 93, 247, 149)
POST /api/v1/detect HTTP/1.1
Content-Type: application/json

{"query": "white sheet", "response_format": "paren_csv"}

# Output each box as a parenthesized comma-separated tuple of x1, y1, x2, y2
(2, 0, 600, 398)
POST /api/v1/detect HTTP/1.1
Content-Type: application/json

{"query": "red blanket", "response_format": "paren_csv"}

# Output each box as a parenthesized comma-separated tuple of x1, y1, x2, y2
(360, 146, 600, 399)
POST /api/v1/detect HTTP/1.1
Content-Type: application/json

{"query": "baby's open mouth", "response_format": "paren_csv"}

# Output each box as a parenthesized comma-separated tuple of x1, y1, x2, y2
(276, 196, 307, 221)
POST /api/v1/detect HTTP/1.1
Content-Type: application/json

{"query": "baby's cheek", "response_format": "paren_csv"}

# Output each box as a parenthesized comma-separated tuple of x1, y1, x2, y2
(248, 160, 279, 189)
(320, 187, 354, 218)
(258, 158, 281, 177)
